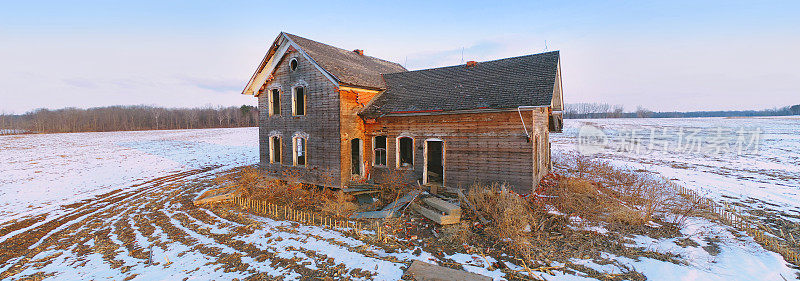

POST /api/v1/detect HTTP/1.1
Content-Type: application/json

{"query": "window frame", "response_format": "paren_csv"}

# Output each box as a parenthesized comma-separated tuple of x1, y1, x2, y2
(373, 135, 387, 167)
(396, 136, 414, 169)
(269, 135, 282, 164)
(292, 86, 306, 116)
(269, 88, 281, 116)
(289, 58, 298, 72)
(292, 136, 307, 167)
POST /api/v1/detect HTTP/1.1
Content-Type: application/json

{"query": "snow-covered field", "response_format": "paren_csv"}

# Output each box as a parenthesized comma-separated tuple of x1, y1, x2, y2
(1, 122, 799, 280)
(0, 128, 258, 225)
(552, 117, 800, 228)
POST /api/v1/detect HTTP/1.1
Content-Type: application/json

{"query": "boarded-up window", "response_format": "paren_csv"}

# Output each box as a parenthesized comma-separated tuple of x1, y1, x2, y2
(293, 87, 305, 116)
(270, 136, 281, 164)
(270, 89, 281, 116)
(294, 137, 306, 166)
(398, 137, 413, 168)
(374, 136, 386, 166)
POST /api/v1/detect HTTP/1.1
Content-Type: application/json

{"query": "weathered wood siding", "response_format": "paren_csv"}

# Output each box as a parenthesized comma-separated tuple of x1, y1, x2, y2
(364, 109, 551, 194)
(258, 50, 341, 186)
(338, 87, 378, 186)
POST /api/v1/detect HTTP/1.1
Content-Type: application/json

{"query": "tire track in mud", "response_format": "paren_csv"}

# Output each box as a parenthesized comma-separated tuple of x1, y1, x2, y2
(1, 165, 406, 280)
(0, 166, 221, 279)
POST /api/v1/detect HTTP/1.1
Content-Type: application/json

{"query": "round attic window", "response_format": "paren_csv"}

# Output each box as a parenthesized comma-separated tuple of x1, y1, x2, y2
(290, 58, 298, 71)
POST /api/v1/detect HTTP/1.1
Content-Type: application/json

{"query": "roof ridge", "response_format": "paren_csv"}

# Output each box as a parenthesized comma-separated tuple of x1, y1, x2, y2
(283, 32, 406, 70)
(383, 50, 559, 76)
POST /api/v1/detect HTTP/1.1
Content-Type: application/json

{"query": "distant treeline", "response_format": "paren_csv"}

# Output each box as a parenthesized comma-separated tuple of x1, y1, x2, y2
(0, 105, 258, 134)
(564, 103, 800, 119)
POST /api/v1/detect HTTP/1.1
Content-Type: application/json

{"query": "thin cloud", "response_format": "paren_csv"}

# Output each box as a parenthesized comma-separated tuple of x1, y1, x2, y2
(180, 77, 243, 93)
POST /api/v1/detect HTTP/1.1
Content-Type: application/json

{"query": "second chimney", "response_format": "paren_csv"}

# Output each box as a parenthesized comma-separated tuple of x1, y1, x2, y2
(353, 49, 364, 56)
(466, 61, 478, 68)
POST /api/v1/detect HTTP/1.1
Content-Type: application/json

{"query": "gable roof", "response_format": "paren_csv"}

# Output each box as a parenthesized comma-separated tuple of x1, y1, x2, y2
(284, 33, 407, 89)
(242, 32, 407, 95)
(360, 51, 560, 118)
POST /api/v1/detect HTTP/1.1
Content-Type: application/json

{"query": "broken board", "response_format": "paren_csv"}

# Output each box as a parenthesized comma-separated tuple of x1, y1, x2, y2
(193, 186, 237, 206)
(403, 260, 491, 281)
(411, 203, 460, 225)
(350, 190, 423, 219)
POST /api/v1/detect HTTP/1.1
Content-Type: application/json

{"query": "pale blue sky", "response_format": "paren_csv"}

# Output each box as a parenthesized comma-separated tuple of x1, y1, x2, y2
(1, 0, 798, 114)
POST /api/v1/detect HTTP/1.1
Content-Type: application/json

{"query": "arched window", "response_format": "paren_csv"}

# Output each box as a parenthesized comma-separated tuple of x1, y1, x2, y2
(269, 135, 282, 164)
(396, 136, 413, 168)
(373, 136, 387, 166)
(289, 58, 298, 72)
(293, 136, 307, 166)
(292, 86, 305, 116)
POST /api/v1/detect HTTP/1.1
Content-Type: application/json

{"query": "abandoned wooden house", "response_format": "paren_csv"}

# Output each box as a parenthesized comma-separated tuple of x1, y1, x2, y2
(241, 32, 564, 194)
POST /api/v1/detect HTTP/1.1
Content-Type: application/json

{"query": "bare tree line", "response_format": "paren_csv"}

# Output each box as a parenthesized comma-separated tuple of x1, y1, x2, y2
(564, 102, 798, 119)
(564, 102, 626, 119)
(0, 105, 258, 134)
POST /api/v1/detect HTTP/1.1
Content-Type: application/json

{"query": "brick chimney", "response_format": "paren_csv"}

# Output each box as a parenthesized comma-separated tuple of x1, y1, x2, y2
(466, 61, 478, 68)
(353, 49, 364, 56)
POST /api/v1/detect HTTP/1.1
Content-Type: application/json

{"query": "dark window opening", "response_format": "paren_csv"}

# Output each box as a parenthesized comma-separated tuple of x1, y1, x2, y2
(398, 137, 413, 167)
(426, 141, 443, 184)
(270, 89, 280, 116)
(290, 58, 298, 71)
(271, 136, 281, 163)
(374, 136, 386, 166)
(351, 139, 361, 175)
(548, 114, 563, 133)
(294, 87, 305, 116)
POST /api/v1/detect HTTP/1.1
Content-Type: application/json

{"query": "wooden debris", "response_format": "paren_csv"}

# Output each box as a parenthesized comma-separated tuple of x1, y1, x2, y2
(410, 201, 460, 225)
(350, 190, 424, 219)
(350, 210, 395, 219)
(403, 260, 491, 281)
(193, 186, 237, 206)
(382, 190, 423, 212)
(422, 197, 461, 217)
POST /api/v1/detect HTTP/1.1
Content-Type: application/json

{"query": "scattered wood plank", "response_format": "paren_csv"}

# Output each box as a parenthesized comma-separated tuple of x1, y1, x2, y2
(350, 190, 423, 219)
(341, 188, 381, 196)
(193, 186, 237, 206)
(382, 190, 423, 212)
(411, 203, 460, 225)
(423, 197, 461, 217)
(404, 260, 491, 281)
(193, 192, 235, 206)
(350, 210, 395, 219)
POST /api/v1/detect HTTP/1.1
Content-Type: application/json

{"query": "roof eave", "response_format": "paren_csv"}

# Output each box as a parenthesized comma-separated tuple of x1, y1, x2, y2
(362, 106, 550, 118)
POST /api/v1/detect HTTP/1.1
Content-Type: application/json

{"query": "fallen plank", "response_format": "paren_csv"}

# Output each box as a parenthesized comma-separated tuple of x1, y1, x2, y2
(350, 210, 394, 219)
(350, 190, 424, 219)
(382, 190, 423, 212)
(193, 192, 235, 206)
(341, 188, 381, 196)
(404, 260, 492, 281)
(423, 197, 461, 217)
(411, 203, 460, 225)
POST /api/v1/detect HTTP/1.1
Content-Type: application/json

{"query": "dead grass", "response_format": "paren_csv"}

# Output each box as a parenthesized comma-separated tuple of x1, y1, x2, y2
(550, 154, 705, 227)
(440, 154, 706, 278)
(213, 166, 356, 216)
(320, 191, 358, 218)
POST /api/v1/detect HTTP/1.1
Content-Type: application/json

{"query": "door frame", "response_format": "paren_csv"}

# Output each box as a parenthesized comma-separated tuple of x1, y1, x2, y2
(423, 138, 445, 186)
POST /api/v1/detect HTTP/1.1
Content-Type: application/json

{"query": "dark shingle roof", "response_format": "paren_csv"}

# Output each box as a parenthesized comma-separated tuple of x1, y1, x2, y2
(284, 33, 407, 89)
(360, 51, 559, 118)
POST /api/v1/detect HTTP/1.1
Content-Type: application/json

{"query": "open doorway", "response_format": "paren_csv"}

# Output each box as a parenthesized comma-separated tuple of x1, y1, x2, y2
(351, 138, 362, 176)
(425, 140, 444, 186)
